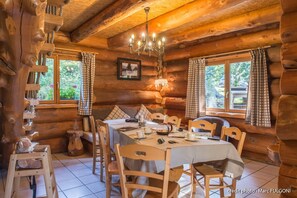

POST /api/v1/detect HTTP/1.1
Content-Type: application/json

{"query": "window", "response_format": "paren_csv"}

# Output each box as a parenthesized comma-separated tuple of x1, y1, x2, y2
(38, 55, 81, 104)
(205, 55, 251, 116)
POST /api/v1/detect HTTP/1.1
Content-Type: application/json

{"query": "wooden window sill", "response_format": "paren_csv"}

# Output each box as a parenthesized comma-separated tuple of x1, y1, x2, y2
(36, 104, 78, 109)
(206, 111, 246, 119)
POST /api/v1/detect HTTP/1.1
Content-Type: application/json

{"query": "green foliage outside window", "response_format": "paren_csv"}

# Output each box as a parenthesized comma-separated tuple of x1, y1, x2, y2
(38, 58, 54, 101)
(59, 60, 81, 100)
(205, 64, 225, 109)
(37, 58, 81, 102)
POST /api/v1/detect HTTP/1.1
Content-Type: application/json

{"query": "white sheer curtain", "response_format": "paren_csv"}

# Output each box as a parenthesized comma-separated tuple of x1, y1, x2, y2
(78, 52, 96, 116)
(185, 58, 206, 119)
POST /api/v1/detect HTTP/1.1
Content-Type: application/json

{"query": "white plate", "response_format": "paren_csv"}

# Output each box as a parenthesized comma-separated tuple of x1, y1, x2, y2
(184, 138, 198, 142)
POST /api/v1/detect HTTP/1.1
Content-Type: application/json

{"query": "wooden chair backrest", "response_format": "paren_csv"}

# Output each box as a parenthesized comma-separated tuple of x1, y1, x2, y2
(188, 120, 217, 136)
(164, 116, 181, 128)
(115, 144, 172, 198)
(96, 120, 112, 165)
(221, 126, 246, 156)
(150, 113, 166, 121)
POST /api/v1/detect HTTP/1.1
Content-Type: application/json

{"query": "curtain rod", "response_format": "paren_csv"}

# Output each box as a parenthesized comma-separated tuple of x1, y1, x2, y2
(199, 45, 271, 60)
(55, 47, 99, 55)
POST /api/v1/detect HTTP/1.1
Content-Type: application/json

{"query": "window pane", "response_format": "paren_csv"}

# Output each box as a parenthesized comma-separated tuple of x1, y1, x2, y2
(205, 64, 225, 109)
(59, 60, 81, 100)
(230, 61, 251, 109)
(37, 58, 54, 101)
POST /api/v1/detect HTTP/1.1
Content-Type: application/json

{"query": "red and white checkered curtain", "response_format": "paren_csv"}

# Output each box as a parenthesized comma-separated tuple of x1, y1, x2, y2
(78, 52, 96, 115)
(245, 49, 271, 127)
(185, 58, 206, 119)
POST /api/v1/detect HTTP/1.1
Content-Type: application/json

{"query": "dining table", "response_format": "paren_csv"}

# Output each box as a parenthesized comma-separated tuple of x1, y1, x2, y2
(104, 119, 244, 180)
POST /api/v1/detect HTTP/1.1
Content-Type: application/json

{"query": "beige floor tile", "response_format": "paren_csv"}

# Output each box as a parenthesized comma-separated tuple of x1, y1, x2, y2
(78, 174, 101, 185)
(95, 190, 121, 198)
(85, 181, 106, 193)
(71, 167, 93, 177)
(81, 194, 97, 198)
(250, 171, 278, 181)
(260, 165, 280, 176)
(58, 178, 84, 191)
(245, 163, 267, 172)
(66, 163, 88, 172)
(63, 186, 93, 198)
(58, 191, 67, 198)
(238, 176, 268, 189)
(36, 184, 47, 197)
(55, 169, 77, 183)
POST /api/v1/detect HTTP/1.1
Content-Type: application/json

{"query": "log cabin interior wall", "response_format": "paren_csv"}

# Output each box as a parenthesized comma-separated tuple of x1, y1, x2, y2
(2, 0, 297, 195)
(276, 0, 297, 196)
(33, 43, 161, 153)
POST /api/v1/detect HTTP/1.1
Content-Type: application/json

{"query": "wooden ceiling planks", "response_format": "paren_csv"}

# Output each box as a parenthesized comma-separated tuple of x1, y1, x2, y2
(107, 0, 279, 49)
(164, 4, 281, 48)
(70, 0, 157, 43)
(60, 0, 115, 32)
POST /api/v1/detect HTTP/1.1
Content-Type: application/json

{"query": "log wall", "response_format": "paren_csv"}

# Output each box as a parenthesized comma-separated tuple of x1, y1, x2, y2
(276, 0, 297, 196)
(163, 37, 281, 164)
(33, 45, 160, 152)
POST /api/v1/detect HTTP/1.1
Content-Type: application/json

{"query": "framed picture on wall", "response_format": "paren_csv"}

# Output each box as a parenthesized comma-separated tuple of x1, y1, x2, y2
(117, 58, 141, 80)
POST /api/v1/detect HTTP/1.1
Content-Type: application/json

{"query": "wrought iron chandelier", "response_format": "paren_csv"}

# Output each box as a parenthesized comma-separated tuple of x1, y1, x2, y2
(129, 7, 168, 88)
(129, 7, 165, 56)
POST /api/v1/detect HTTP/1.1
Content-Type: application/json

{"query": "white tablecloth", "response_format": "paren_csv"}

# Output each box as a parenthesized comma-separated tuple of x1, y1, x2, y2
(105, 119, 244, 179)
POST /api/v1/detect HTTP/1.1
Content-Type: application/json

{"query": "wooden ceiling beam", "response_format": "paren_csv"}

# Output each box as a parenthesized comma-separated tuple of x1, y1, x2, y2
(164, 4, 281, 48)
(164, 28, 281, 61)
(70, 0, 155, 43)
(108, 0, 279, 49)
(55, 31, 108, 49)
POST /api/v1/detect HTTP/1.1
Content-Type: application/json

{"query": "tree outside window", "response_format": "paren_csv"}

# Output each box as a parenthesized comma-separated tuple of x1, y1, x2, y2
(37, 55, 81, 103)
(205, 56, 251, 115)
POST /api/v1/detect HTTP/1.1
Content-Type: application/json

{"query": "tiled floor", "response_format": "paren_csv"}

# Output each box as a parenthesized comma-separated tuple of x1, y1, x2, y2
(0, 153, 280, 198)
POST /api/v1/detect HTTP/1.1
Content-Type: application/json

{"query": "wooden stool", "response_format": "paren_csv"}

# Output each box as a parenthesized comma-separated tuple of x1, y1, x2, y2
(4, 145, 58, 198)
(67, 130, 84, 156)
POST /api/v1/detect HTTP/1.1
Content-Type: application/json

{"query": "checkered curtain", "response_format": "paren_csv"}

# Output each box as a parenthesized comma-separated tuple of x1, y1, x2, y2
(185, 58, 206, 119)
(78, 52, 96, 115)
(245, 49, 271, 127)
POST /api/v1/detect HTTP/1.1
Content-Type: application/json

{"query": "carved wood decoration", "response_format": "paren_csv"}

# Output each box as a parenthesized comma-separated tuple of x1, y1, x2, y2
(0, 0, 46, 165)
(276, 0, 297, 197)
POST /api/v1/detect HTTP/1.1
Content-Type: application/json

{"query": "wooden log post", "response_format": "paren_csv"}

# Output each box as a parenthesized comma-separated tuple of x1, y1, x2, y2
(277, 1, 297, 196)
(0, 0, 46, 166)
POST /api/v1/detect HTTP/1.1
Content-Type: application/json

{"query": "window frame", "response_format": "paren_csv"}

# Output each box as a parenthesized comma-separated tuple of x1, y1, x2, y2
(205, 53, 251, 118)
(39, 54, 81, 104)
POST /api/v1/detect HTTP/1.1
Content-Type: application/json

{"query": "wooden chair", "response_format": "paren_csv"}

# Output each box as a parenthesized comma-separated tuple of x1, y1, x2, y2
(115, 143, 179, 198)
(96, 120, 119, 198)
(89, 116, 104, 180)
(192, 126, 247, 198)
(150, 113, 166, 122)
(188, 120, 217, 137)
(164, 116, 181, 128)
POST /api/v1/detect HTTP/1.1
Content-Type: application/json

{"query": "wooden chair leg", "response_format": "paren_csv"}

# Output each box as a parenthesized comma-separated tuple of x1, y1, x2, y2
(100, 146, 104, 182)
(4, 154, 17, 198)
(191, 165, 196, 193)
(219, 177, 224, 197)
(106, 174, 111, 198)
(13, 176, 20, 197)
(92, 151, 96, 174)
(230, 179, 236, 198)
(205, 177, 210, 198)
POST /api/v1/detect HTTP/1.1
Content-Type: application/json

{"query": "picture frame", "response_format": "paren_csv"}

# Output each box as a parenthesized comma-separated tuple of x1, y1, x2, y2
(117, 58, 141, 80)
